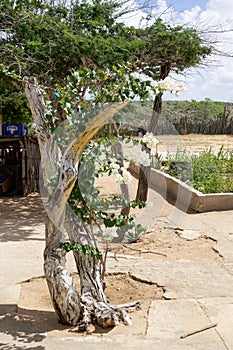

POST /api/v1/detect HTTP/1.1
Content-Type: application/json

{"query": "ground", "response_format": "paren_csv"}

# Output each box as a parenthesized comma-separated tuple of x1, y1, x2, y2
(1, 134, 233, 339)
(2, 191, 219, 338)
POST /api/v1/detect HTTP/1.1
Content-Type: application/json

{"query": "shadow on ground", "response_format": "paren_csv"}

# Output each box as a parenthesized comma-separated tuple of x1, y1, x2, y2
(0, 193, 45, 242)
(0, 344, 44, 350)
(0, 305, 114, 340)
(0, 307, 46, 350)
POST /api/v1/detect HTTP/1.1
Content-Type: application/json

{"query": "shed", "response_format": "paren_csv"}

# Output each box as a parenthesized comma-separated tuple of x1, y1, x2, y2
(0, 136, 40, 196)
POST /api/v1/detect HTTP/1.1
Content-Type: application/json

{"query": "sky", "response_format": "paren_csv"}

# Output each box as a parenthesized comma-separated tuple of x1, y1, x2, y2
(172, 0, 207, 11)
(120, 0, 233, 102)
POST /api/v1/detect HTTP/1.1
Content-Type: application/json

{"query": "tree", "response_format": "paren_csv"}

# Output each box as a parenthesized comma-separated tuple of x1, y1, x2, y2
(1, 0, 213, 330)
(134, 19, 212, 201)
(0, 2, 212, 128)
(24, 65, 152, 328)
(0, 0, 144, 83)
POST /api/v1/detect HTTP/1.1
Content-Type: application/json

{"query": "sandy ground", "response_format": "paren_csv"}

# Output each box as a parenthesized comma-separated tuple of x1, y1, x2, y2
(15, 192, 219, 337)
(155, 134, 233, 154)
(13, 189, 220, 338)
(1, 134, 233, 337)
(14, 191, 218, 337)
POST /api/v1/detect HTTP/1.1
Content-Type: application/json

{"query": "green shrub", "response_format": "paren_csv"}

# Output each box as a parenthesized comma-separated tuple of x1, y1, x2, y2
(163, 147, 233, 194)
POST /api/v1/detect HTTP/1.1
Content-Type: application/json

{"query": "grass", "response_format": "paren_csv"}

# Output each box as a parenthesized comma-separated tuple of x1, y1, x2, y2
(159, 146, 233, 194)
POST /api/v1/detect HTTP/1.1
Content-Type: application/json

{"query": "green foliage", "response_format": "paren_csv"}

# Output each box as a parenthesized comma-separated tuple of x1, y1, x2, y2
(162, 99, 226, 133)
(0, 0, 212, 124)
(43, 67, 153, 131)
(163, 99, 225, 120)
(0, 72, 32, 124)
(165, 147, 233, 193)
(165, 151, 193, 185)
(68, 137, 147, 242)
(1, 0, 149, 124)
(0, 0, 144, 85)
(136, 18, 211, 79)
(125, 223, 146, 243)
(60, 242, 102, 260)
(191, 148, 233, 193)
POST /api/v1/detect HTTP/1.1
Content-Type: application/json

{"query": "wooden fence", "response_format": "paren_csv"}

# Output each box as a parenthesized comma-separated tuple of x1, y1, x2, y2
(0, 136, 40, 196)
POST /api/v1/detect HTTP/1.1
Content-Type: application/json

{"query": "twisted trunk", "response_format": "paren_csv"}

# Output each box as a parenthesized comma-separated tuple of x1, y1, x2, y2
(136, 63, 171, 202)
(24, 78, 140, 329)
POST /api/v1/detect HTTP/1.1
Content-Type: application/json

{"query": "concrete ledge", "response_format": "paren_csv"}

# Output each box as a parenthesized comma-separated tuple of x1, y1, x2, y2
(129, 163, 233, 213)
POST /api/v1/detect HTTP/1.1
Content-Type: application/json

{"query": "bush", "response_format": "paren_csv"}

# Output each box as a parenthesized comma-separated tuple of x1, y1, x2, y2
(163, 147, 233, 194)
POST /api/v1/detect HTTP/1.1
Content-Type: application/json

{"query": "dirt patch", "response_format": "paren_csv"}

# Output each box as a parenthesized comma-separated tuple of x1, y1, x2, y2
(109, 228, 219, 261)
(17, 222, 220, 337)
(18, 272, 163, 337)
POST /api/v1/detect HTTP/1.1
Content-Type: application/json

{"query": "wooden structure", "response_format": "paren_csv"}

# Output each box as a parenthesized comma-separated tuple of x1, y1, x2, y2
(0, 136, 40, 196)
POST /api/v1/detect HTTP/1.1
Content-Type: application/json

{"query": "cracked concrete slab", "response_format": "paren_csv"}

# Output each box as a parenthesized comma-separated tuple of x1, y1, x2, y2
(0, 332, 229, 350)
(198, 297, 233, 350)
(0, 241, 44, 284)
(223, 262, 233, 275)
(213, 237, 233, 261)
(0, 284, 20, 314)
(106, 254, 140, 274)
(0, 311, 47, 348)
(41, 336, 228, 350)
(146, 299, 227, 349)
(2, 334, 227, 350)
(201, 214, 233, 235)
(1, 194, 233, 350)
(130, 259, 233, 299)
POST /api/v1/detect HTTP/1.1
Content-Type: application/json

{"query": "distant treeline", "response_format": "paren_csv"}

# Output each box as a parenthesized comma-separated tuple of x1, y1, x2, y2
(116, 99, 233, 135)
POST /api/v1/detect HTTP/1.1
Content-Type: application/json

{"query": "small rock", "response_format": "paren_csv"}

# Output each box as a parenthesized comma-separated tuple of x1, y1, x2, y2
(176, 229, 202, 241)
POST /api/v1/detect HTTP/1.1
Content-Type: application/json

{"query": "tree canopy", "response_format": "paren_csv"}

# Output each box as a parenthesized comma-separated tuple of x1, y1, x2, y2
(0, 0, 212, 123)
(136, 18, 211, 79)
(0, 0, 144, 84)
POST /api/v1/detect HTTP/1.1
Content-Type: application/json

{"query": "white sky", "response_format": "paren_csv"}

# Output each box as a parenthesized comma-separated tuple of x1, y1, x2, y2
(120, 0, 233, 102)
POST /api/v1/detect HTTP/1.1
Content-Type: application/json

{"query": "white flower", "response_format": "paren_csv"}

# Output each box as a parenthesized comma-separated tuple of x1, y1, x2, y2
(110, 162, 120, 174)
(124, 147, 151, 167)
(142, 132, 159, 149)
(156, 77, 187, 96)
(115, 167, 132, 184)
(176, 83, 187, 92)
(157, 77, 176, 91)
(175, 91, 180, 97)
(139, 150, 151, 166)
(64, 102, 72, 113)
(73, 71, 80, 79)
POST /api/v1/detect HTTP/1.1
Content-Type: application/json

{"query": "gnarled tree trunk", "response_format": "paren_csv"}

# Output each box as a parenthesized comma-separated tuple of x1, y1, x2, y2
(24, 78, 140, 330)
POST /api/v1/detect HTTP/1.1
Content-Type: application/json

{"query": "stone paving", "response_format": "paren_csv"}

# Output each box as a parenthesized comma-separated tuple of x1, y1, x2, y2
(1, 194, 233, 349)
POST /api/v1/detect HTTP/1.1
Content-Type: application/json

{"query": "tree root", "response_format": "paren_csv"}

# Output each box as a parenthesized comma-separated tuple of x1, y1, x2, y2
(44, 246, 141, 330)
(79, 292, 141, 330)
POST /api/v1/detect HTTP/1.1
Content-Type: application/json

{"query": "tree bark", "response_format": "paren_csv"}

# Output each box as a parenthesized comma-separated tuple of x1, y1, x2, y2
(24, 78, 140, 329)
(136, 63, 171, 202)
